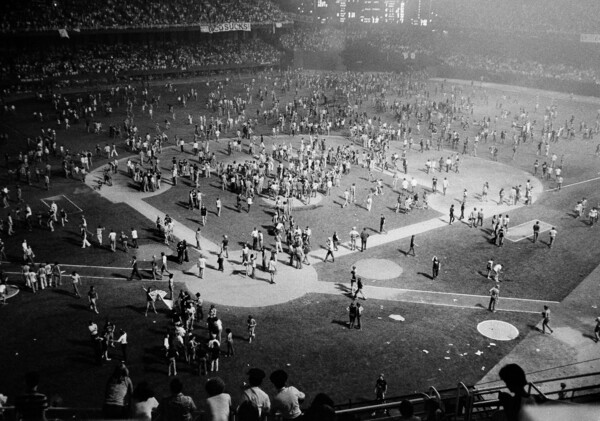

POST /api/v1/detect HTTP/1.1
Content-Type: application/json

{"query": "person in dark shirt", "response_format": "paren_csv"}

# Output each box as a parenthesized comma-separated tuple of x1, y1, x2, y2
(15, 371, 49, 421)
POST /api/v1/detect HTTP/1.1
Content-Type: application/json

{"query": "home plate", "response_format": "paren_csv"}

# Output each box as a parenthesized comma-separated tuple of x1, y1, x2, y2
(477, 320, 519, 341)
(389, 314, 405, 321)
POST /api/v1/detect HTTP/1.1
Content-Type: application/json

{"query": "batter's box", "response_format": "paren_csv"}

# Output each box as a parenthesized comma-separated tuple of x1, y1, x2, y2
(506, 220, 553, 242)
(41, 195, 84, 215)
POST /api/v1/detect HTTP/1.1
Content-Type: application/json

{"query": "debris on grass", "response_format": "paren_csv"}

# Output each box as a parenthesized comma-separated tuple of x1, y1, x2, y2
(444, 357, 451, 360)
(389, 314, 405, 321)
(489, 343, 496, 346)
(423, 350, 429, 354)
(475, 350, 483, 356)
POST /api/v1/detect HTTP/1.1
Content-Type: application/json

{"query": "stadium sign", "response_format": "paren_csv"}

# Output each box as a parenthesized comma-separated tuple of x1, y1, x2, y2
(580, 34, 600, 43)
(200, 22, 252, 33)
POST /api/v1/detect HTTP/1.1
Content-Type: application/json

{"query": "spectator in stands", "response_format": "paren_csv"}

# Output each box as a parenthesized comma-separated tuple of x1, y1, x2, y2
(269, 369, 305, 420)
(498, 363, 537, 421)
(303, 393, 336, 421)
(239, 368, 271, 420)
(157, 378, 197, 421)
(204, 377, 232, 421)
(399, 399, 421, 421)
(103, 363, 134, 419)
(237, 401, 260, 421)
(131, 381, 159, 420)
(14, 371, 49, 421)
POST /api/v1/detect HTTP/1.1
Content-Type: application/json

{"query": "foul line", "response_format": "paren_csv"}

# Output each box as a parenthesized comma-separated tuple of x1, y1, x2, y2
(4, 272, 157, 282)
(546, 176, 600, 192)
(62, 194, 84, 213)
(367, 284, 559, 304)
(375, 298, 540, 314)
(1, 261, 130, 270)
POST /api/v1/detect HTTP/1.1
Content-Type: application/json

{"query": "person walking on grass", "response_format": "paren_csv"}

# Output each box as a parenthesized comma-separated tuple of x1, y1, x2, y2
(88, 286, 99, 313)
(432, 256, 440, 279)
(489, 284, 500, 312)
(247, 315, 257, 343)
(195, 228, 202, 250)
(541, 305, 554, 334)
(594, 317, 600, 343)
(353, 277, 366, 300)
(372, 374, 389, 417)
(324, 238, 335, 263)
(168, 274, 174, 300)
(356, 302, 363, 330)
(128, 256, 143, 281)
(225, 328, 234, 357)
(532, 221, 541, 243)
(348, 302, 357, 329)
(197, 254, 206, 279)
(407, 235, 418, 256)
(208, 334, 220, 372)
(144, 286, 158, 316)
(71, 271, 81, 297)
(268, 257, 277, 284)
(160, 252, 171, 277)
(549, 227, 557, 248)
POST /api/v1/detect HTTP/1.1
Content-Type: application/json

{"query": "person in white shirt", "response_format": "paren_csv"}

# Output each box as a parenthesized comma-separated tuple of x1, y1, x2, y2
(239, 368, 271, 420)
(130, 228, 138, 248)
(269, 370, 305, 420)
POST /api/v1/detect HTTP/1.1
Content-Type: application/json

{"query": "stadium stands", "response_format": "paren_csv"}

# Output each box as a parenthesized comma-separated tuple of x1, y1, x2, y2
(0, 0, 287, 33)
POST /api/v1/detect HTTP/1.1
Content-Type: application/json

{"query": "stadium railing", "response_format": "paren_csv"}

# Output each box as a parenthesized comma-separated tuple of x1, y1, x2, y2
(0, 371, 598, 420)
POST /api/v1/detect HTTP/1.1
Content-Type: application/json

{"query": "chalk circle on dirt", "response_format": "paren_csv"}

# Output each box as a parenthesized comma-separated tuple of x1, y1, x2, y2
(354, 258, 403, 280)
(477, 320, 519, 341)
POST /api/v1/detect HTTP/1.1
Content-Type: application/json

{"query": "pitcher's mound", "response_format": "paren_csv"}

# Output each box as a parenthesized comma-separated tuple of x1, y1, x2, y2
(477, 320, 519, 341)
(354, 258, 403, 280)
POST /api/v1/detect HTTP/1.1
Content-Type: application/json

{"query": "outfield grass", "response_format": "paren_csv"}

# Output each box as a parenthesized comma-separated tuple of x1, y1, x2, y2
(0, 277, 534, 407)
